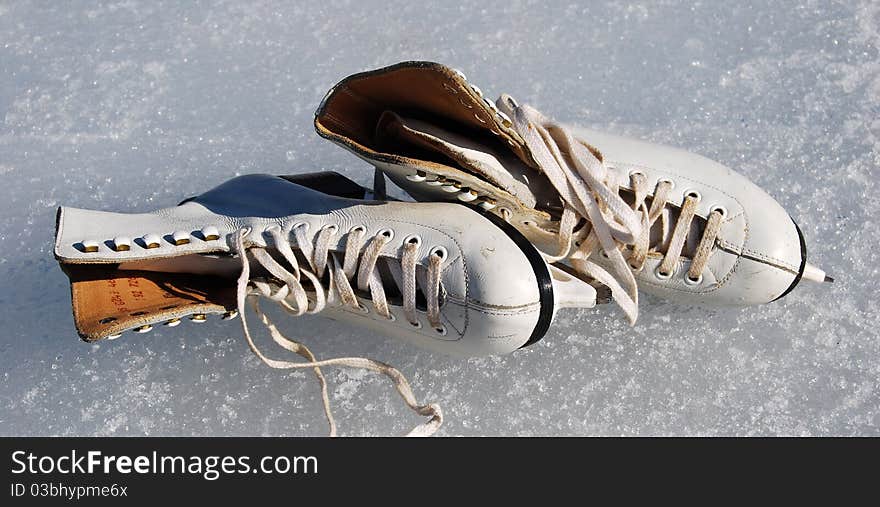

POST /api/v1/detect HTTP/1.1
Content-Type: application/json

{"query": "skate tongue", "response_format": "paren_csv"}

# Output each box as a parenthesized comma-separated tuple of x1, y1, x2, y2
(375, 111, 562, 209)
(376, 111, 537, 207)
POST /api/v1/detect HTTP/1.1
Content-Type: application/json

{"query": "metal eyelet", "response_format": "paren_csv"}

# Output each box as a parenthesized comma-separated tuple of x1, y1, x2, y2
(654, 265, 673, 280)
(172, 230, 191, 246)
(113, 236, 131, 252)
(201, 226, 221, 241)
(379, 228, 395, 241)
(657, 178, 675, 190)
(190, 314, 207, 323)
(470, 84, 483, 97)
(406, 170, 427, 182)
(430, 246, 448, 261)
(164, 318, 181, 327)
(409, 318, 422, 329)
(684, 273, 703, 285)
(350, 225, 366, 234)
(477, 197, 497, 210)
(484, 96, 499, 112)
(100, 317, 117, 324)
(425, 176, 446, 186)
(81, 240, 100, 253)
(106, 333, 122, 340)
(684, 189, 702, 202)
(221, 310, 239, 321)
(133, 325, 153, 334)
(498, 207, 512, 220)
(709, 205, 728, 218)
(497, 110, 513, 127)
(457, 188, 478, 202)
(404, 234, 422, 247)
(142, 233, 161, 249)
(441, 181, 461, 193)
(433, 324, 448, 336)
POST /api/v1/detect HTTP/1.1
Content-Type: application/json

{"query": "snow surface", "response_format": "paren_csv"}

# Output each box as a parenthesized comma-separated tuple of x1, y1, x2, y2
(1, 0, 878, 436)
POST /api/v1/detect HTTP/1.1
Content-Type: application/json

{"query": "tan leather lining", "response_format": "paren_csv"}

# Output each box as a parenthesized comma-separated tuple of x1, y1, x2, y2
(315, 62, 533, 165)
(62, 264, 236, 341)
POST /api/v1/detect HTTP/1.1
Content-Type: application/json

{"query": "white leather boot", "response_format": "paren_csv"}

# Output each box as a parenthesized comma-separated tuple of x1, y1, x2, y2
(54, 172, 595, 435)
(315, 61, 831, 323)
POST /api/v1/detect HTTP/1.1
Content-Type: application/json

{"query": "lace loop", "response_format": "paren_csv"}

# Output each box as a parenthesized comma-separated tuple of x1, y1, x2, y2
(504, 102, 642, 324)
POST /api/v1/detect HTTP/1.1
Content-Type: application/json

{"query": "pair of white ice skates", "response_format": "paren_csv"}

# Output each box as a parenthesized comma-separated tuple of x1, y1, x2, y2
(54, 62, 830, 435)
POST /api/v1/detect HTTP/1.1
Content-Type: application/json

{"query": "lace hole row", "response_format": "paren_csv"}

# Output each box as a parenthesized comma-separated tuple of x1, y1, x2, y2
(627, 172, 728, 219)
(709, 205, 728, 218)
(654, 265, 673, 280)
(684, 189, 702, 202)
(352, 300, 445, 335)
(407, 318, 445, 335)
(79, 226, 221, 254)
(341, 227, 446, 266)
(654, 264, 704, 285)
(684, 273, 703, 285)
(403, 170, 502, 209)
(97, 310, 237, 336)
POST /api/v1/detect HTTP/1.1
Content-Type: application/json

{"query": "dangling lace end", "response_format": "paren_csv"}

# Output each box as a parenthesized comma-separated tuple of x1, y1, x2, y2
(405, 404, 443, 437)
(232, 226, 444, 437)
(570, 255, 639, 326)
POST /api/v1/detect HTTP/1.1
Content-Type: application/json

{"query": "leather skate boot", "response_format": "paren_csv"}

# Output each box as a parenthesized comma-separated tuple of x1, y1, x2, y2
(315, 61, 831, 323)
(53, 172, 595, 435)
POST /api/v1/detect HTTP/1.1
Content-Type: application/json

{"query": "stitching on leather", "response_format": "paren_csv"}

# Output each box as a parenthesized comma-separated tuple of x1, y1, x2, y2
(717, 237, 743, 253)
(714, 210, 750, 289)
(334, 303, 464, 342)
(445, 294, 540, 314)
(737, 247, 800, 272)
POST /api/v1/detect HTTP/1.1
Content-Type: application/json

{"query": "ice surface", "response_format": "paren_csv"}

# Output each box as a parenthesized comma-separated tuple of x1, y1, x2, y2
(1, 0, 878, 436)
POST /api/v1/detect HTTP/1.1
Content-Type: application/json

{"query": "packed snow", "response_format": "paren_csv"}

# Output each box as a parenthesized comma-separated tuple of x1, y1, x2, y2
(1, 0, 877, 435)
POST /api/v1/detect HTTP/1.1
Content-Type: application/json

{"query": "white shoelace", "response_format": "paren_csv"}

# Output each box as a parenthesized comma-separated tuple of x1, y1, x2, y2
(625, 174, 724, 281)
(497, 98, 724, 322)
(499, 99, 643, 324)
(231, 224, 443, 436)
